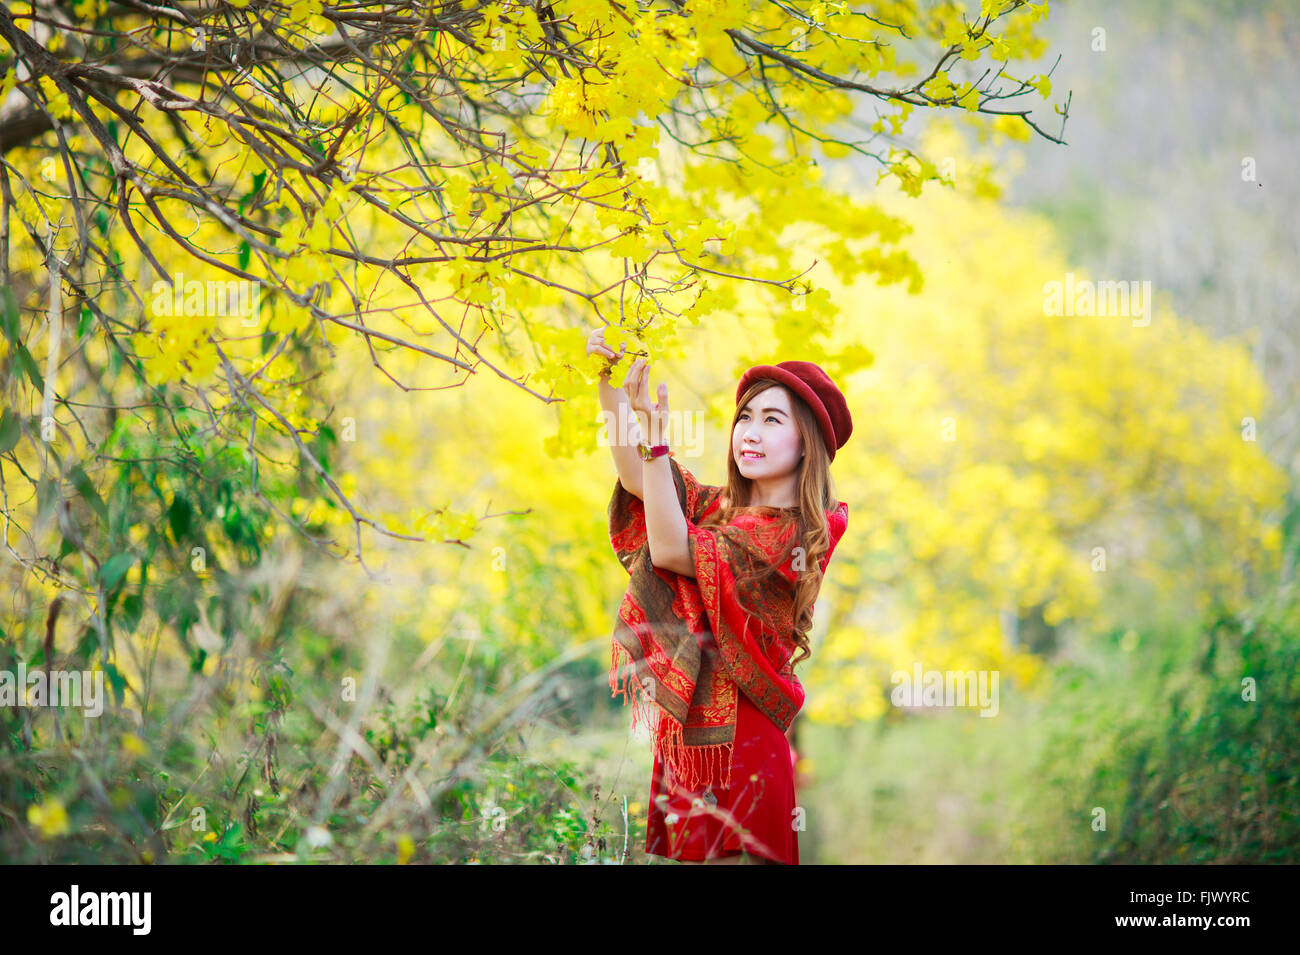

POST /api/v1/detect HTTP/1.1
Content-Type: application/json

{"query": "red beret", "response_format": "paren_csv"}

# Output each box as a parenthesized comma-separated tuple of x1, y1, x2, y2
(736, 361, 853, 462)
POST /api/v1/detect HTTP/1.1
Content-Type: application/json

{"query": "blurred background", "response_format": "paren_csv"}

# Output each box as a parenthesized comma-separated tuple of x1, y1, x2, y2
(799, 0, 1300, 863)
(2, 0, 1296, 863)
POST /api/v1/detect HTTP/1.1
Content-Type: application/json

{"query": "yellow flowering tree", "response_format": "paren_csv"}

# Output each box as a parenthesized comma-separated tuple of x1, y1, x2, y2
(0, 0, 1069, 656)
(0, 0, 1079, 861)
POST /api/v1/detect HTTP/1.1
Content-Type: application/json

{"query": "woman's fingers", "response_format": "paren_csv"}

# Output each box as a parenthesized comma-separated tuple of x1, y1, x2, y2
(622, 360, 639, 404)
(635, 362, 650, 412)
(623, 358, 660, 417)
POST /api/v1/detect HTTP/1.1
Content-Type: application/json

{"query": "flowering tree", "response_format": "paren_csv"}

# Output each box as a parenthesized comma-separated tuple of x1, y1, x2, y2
(0, 0, 1066, 705)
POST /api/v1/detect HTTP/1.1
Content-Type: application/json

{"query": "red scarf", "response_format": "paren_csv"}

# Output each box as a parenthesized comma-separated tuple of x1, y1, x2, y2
(608, 457, 848, 791)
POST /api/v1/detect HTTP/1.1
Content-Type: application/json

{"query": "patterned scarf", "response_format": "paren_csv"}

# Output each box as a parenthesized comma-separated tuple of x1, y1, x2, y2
(608, 456, 848, 791)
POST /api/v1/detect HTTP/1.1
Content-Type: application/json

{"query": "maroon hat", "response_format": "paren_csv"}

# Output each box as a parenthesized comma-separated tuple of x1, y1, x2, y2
(736, 361, 853, 461)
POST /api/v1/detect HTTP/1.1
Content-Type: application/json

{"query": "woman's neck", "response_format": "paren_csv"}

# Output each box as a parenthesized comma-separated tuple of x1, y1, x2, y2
(745, 474, 798, 509)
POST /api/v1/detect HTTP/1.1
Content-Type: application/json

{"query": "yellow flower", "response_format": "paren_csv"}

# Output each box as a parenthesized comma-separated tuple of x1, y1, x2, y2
(37, 76, 75, 121)
(396, 833, 415, 865)
(72, 0, 108, 19)
(121, 733, 149, 759)
(28, 799, 70, 838)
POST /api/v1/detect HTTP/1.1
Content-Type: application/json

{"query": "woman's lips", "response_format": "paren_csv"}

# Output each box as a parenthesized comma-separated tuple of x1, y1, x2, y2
(741, 451, 764, 459)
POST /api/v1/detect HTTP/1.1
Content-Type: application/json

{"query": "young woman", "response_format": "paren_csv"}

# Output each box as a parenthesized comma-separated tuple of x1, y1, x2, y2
(588, 326, 852, 865)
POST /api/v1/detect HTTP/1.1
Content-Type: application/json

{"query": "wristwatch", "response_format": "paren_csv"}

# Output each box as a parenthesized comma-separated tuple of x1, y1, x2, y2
(637, 441, 670, 461)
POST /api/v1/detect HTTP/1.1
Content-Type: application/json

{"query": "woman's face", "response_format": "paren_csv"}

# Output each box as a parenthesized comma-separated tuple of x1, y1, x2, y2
(733, 385, 803, 478)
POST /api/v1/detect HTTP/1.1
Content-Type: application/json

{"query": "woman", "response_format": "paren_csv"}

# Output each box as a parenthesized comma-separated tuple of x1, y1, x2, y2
(588, 326, 852, 865)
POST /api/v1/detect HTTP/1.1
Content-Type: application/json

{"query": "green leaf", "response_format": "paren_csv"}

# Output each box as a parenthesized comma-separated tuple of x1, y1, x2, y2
(144, 526, 162, 562)
(0, 285, 18, 342)
(167, 493, 193, 541)
(14, 343, 44, 391)
(74, 623, 97, 659)
(119, 592, 144, 635)
(0, 408, 20, 454)
(99, 552, 135, 591)
(68, 463, 108, 524)
(36, 476, 59, 522)
(238, 239, 251, 270)
(104, 415, 133, 454)
(101, 661, 128, 705)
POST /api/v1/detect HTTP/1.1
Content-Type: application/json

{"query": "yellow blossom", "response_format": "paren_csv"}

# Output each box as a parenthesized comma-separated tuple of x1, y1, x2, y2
(28, 799, 70, 838)
(396, 833, 415, 864)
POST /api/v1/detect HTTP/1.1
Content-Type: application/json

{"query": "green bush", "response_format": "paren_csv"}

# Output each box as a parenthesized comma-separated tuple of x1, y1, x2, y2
(1034, 593, 1300, 863)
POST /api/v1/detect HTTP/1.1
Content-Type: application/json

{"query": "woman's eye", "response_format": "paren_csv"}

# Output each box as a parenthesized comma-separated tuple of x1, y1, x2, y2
(766, 416, 778, 423)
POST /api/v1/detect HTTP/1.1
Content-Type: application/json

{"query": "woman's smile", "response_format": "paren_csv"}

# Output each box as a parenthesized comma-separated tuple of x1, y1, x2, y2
(731, 384, 804, 507)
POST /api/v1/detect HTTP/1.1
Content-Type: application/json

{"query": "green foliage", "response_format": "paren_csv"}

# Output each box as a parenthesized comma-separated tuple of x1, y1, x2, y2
(1, 615, 621, 864)
(0, 288, 614, 862)
(1039, 596, 1300, 863)
(800, 498, 1300, 863)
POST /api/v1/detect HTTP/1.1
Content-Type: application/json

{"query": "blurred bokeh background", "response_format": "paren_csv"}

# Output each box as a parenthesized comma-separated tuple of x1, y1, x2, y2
(2, 0, 1296, 863)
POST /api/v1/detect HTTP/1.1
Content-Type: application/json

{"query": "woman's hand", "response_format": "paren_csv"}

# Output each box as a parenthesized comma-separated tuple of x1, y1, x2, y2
(586, 325, 627, 381)
(624, 357, 670, 448)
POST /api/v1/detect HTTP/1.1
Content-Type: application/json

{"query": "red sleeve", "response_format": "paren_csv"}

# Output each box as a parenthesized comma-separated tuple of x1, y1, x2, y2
(820, 502, 849, 573)
(609, 457, 722, 574)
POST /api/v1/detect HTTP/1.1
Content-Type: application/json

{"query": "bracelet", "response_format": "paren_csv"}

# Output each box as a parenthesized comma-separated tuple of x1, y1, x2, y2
(638, 441, 670, 461)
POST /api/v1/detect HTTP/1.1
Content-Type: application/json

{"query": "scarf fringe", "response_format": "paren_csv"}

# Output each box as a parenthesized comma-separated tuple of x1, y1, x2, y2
(655, 712, 735, 791)
(609, 641, 734, 791)
(609, 640, 661, 738)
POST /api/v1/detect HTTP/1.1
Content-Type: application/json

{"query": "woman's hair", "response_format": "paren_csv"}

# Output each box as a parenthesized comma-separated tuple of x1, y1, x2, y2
(698, 378, 840, 669)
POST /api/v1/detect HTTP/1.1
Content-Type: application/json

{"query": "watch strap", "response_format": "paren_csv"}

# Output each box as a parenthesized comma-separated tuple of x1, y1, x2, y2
(638, 442, 670, 460)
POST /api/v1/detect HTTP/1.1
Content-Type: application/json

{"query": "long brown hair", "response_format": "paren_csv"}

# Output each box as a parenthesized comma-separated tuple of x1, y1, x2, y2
(698, 378, 840, 669)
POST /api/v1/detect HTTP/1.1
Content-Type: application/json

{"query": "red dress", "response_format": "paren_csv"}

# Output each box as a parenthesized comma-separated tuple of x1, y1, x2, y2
(608, 460, 849, 866)
(645, 679, 799, 864)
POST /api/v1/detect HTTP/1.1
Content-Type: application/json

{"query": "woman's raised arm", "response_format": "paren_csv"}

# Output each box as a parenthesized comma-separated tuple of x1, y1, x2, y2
(624, 357, 692, 574)
(588, 326, 644, 499)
